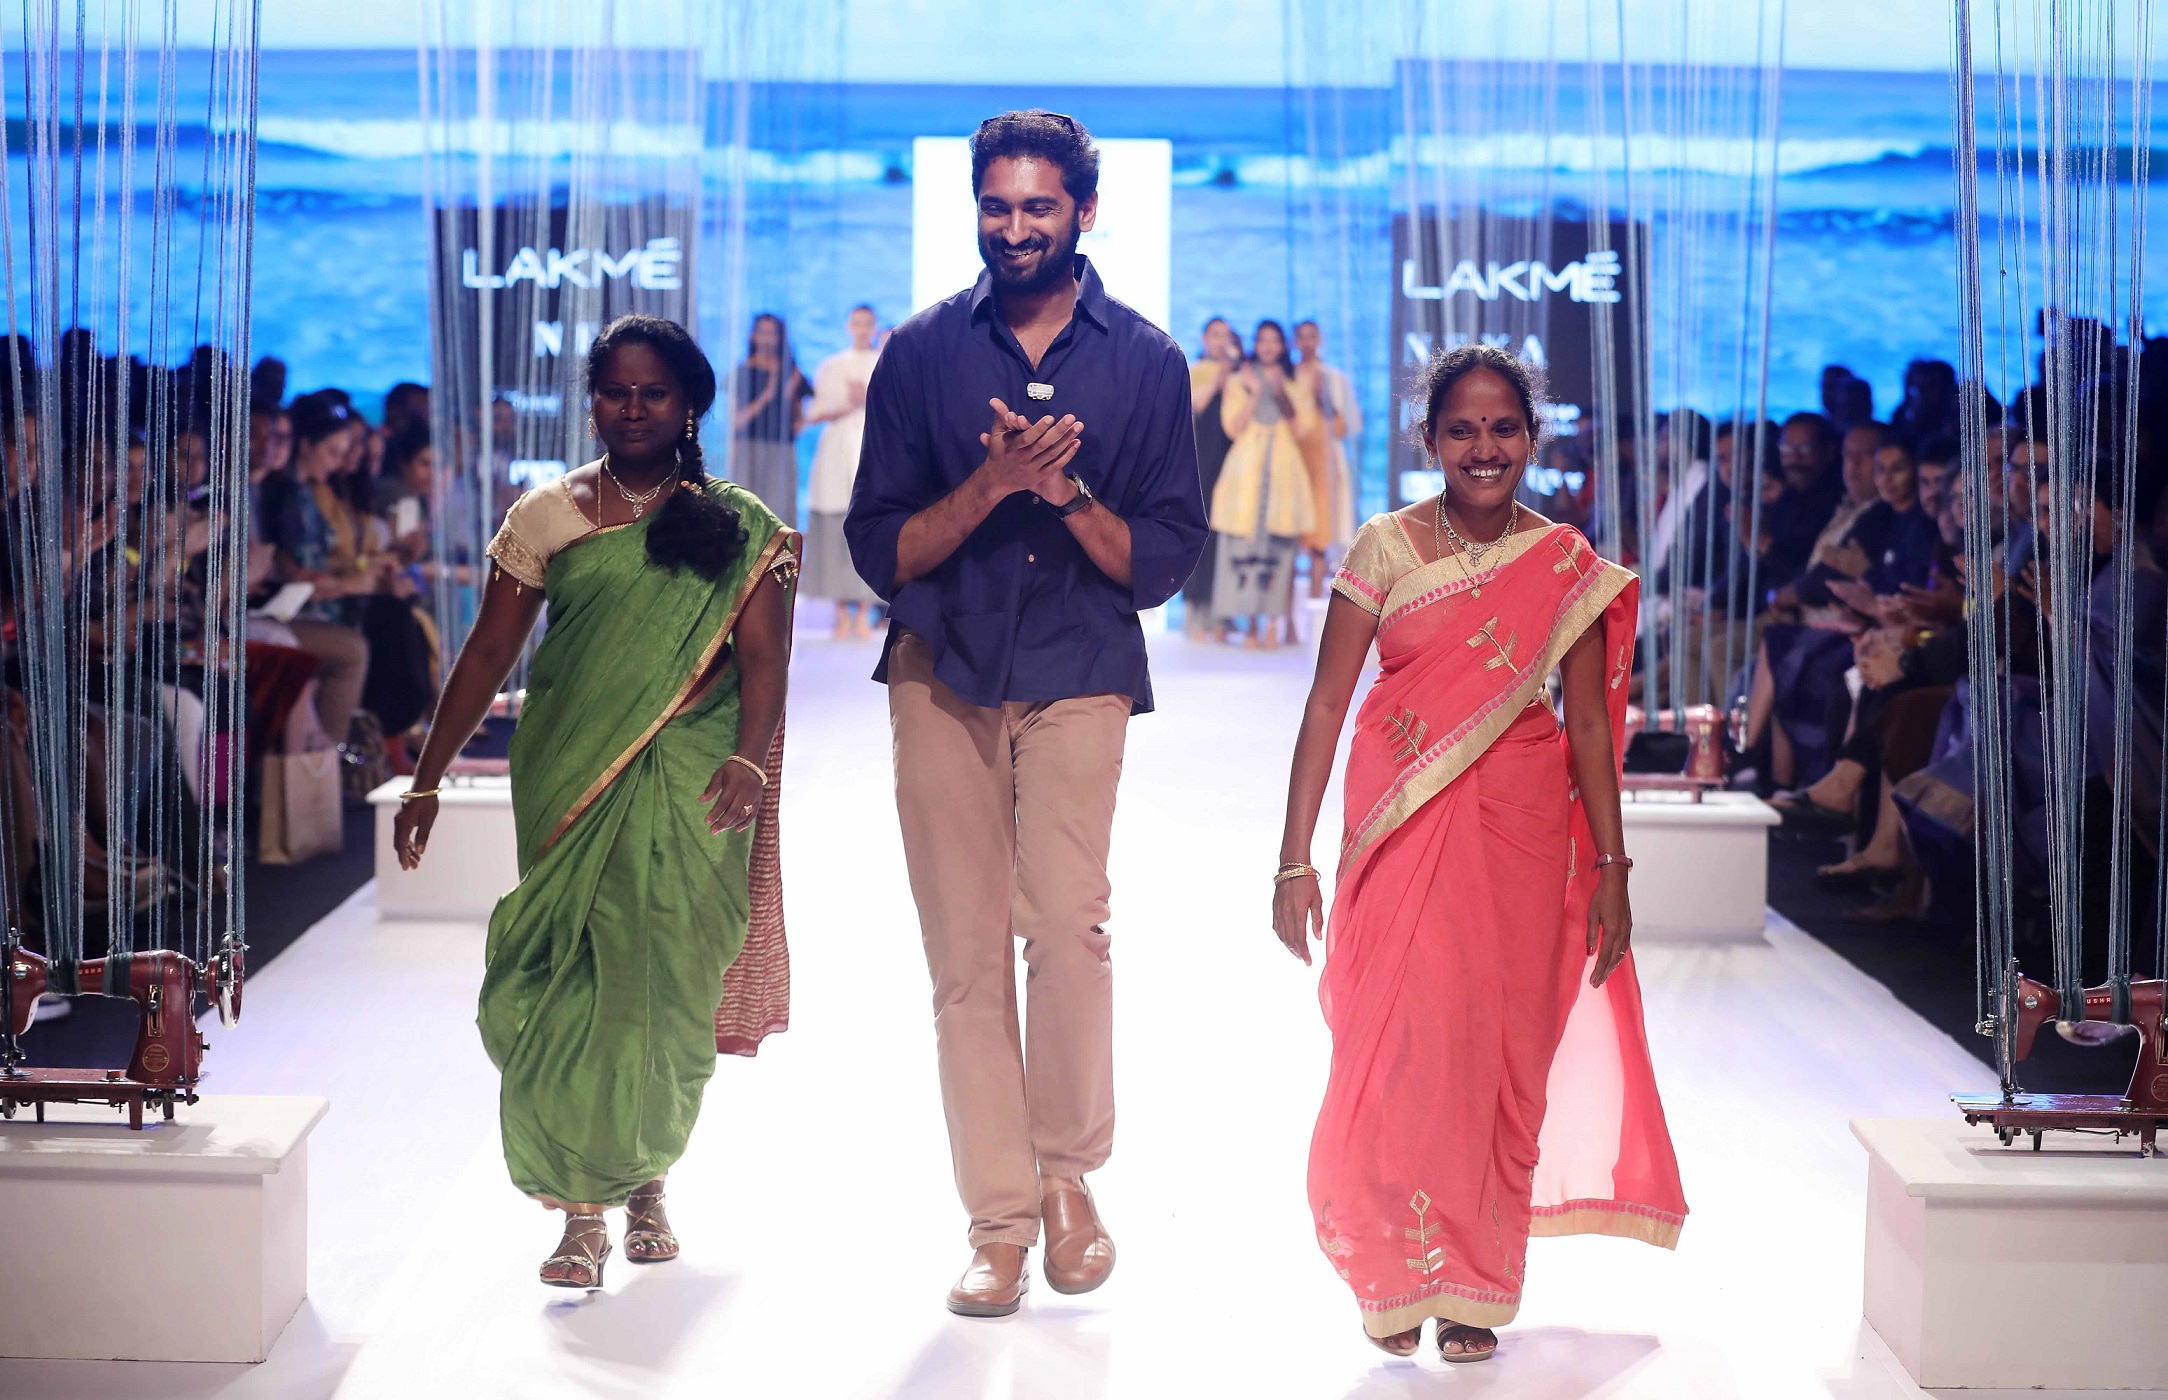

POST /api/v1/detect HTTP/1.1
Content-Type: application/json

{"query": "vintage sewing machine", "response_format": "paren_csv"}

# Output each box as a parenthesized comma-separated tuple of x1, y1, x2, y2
(1954, 973, 2168, 1155)
(0, 934, 243, 1129)
(1621, 704, 1729, 797)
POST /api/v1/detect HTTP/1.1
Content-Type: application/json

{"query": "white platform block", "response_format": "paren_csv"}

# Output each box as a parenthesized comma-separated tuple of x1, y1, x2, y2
(368, 776, 519, 921)
(0, 1094, 328, 1362)
(1620, 790, 1779, 937)
(1854, 1115, 2168, 1390)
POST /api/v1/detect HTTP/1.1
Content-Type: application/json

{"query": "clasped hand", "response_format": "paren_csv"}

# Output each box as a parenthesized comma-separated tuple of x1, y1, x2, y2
(977, 397, 1082, 504)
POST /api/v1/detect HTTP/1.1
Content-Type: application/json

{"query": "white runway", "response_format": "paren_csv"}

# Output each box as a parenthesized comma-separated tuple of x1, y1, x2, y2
(2, 628, 2146, 1400)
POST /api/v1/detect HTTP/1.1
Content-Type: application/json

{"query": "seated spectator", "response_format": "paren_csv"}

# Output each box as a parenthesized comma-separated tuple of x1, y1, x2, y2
(374, 425, 435, 567)
(258, 393, 375, 748)
(1778, 420, 1893, 610)
(1740, 423, 1946, 793)
(1891, 451, 2165, 937)
(1916, 436, 1961, 549)
(382, 381, 429, 440)
(1891, 358, 1959, 445)
(1763, 411, 1844, 592)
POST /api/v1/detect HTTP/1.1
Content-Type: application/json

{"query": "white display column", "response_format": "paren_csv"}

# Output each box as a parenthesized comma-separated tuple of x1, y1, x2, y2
(0, 1094, 329, 1362)
(1854, 1115, 2168, 1390)
(369, 775, 519, 921)
(1619, 790, 1779, 938)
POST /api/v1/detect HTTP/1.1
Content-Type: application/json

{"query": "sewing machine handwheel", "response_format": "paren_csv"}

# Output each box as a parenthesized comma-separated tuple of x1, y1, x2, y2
(212, 944, 245, 1027)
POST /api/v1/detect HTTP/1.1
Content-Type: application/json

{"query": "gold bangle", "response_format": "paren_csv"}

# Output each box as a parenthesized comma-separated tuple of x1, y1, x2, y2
(1274, 862, 1320, 885)
(399, 788, 441, 802)
(724, 754, 769, 787)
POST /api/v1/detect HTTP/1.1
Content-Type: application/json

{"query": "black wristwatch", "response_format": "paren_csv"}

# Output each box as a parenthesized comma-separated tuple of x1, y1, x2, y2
(1048, 474, 1095, 519)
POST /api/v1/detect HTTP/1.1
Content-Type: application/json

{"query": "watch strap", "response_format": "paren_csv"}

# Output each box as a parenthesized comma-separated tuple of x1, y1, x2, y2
(1048, 477, 1093, 518)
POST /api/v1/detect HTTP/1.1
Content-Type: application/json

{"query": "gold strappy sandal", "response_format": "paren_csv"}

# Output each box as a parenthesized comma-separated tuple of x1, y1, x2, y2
(624, 1184, 680, 1264)
(540, 1213, 610, 1289)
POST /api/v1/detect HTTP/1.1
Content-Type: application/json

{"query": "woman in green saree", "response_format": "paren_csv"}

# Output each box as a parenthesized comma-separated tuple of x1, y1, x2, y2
(393, 314, 799, 1289)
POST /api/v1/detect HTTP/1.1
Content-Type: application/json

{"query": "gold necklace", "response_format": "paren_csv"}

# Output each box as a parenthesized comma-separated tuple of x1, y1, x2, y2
(601, 453, 668, 519)
(1434, 493, 1517, 600)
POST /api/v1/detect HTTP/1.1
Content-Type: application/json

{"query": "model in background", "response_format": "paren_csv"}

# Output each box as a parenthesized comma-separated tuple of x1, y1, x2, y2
(803, 304, 884, 639)
(393, 315, 800, 1291)
(846, 110, 1205, 1318)
(1273, 345, 1685, 1363)
(731, 312, 808, 527)
(1211, 318, 1317, 649)
(1294, 318, 1360, 594)
(1183, 316, 1241, 640)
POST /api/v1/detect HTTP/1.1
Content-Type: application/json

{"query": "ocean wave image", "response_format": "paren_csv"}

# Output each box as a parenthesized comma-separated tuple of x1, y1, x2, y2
(7, 51, 2166, 442)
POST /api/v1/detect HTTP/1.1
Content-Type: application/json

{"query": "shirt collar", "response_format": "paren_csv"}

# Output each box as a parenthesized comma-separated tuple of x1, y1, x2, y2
(968, 254, 1108, 331)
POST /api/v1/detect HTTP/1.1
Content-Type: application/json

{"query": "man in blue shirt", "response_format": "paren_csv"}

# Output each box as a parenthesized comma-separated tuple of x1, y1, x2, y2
(846, 110, 1205, 1319)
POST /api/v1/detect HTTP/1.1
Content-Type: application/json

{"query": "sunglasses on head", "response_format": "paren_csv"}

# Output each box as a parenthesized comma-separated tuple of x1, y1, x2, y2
(978, 110, 1082, 135)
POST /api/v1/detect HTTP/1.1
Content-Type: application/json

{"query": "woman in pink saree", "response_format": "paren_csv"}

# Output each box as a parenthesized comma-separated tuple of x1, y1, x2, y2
(1274, 346, 1686, 1363)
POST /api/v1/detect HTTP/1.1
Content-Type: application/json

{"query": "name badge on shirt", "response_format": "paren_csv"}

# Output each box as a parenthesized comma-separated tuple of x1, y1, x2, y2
(1026, 382, 1054, 401)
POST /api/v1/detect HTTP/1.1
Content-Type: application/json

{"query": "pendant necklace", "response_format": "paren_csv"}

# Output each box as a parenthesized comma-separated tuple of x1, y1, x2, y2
(602, 453, 668, 520)
(1435, 492, 1518, 599)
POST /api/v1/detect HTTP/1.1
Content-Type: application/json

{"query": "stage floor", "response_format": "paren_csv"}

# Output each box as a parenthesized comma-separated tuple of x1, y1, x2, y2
(2, 630, 2148, 1400)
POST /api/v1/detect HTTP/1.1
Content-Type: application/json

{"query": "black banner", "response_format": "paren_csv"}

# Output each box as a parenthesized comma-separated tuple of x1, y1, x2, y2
(429, 195, 695, 482)
(1387, 211, 1643, 507)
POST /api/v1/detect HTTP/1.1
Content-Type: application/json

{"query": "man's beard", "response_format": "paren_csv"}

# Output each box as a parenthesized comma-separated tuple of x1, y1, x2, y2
(979, 215, 1081, 295)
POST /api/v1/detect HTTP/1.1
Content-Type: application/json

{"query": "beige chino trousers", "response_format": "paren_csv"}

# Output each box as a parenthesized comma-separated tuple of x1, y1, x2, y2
(886, 631, 1129, 1248)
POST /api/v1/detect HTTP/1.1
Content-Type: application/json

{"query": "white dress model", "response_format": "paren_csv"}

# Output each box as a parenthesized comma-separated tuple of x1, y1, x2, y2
(801, 343, 880, 604)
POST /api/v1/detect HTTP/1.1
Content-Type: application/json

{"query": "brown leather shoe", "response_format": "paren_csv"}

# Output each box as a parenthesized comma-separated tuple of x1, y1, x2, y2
(1040, 1179, 1116, 1295)
(946, 1243, 1029, 1318)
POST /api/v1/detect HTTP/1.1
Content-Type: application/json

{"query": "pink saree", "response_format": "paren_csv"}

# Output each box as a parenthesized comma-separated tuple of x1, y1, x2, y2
(1312, 521, 1686, 1338)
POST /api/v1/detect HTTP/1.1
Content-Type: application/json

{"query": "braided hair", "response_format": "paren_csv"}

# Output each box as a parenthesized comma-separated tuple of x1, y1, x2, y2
(584, 314, 745, 579)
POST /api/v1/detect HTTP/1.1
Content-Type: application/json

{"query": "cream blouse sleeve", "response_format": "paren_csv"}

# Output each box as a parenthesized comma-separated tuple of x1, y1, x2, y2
(486, 477, 596, 590)
(1331, 514, 1405, 616)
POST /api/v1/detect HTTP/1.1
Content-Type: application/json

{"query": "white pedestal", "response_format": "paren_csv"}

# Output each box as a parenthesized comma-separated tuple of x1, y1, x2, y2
(1619, 790, 1779, 937)
(1854, 1116, 2168, 1390)
(368, 776, 519, 921)
(0, 1094, 328, 1362)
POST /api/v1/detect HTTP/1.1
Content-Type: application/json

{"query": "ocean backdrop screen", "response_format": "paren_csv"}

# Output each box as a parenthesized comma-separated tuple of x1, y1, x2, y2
(8, 51, 2164, 510)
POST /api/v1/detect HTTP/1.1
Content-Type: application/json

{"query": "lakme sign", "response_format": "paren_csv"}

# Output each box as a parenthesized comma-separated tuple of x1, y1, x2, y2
(1401, 251, 1622, 307)
(460, 236, 685, 363)
(430, 197, 695, 474)
(1388, 211, 1643, 508)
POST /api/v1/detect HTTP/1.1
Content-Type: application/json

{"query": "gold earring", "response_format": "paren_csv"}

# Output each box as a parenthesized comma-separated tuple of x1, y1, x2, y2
(587, 416, 597, 438)
(684, 418, 696, 440)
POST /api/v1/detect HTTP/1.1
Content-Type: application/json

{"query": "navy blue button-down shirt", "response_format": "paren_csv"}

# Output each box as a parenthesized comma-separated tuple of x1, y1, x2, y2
(845, 256, 1205, 715)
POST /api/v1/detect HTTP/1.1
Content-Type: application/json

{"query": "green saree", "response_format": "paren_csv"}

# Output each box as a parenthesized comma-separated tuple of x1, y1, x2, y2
(478, 481, 798, 1207)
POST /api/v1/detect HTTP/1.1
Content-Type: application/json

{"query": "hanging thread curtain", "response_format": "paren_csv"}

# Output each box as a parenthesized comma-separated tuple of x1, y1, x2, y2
(417, 5, 702, 661)
(0, 3, 258, 989)
(1949, 0, 2163, 1074)
(1282, 0, 1789, 719)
